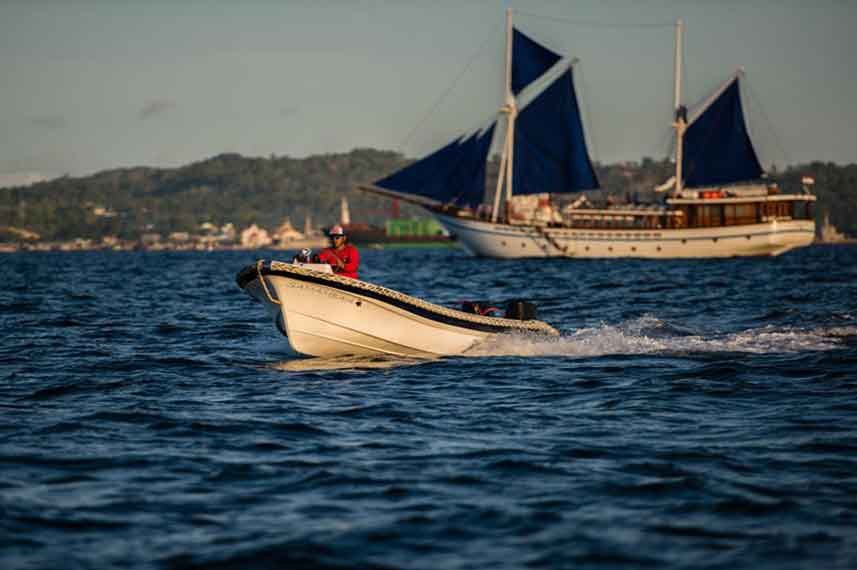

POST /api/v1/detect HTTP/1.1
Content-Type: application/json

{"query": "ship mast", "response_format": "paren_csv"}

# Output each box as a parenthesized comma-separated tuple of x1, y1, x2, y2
(673, 18, 686, 195)
(491, 7, 517, 222)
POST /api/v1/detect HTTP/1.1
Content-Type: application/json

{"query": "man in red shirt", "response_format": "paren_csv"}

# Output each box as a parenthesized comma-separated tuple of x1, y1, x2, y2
(316, 225, 360, 279)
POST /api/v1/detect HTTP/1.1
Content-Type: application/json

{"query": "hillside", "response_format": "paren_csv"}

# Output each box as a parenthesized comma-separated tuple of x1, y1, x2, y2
(0, 149, 854, 241)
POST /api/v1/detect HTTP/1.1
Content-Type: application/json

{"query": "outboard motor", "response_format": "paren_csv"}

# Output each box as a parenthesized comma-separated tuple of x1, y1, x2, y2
(504, 299, 537, 321)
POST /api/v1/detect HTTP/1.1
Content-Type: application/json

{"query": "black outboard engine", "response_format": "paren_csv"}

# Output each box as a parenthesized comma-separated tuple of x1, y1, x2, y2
(504, 299, 537, 321)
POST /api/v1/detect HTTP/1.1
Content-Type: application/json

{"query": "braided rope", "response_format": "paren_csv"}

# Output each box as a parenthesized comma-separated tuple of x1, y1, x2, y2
(256, 260, 281, 305)
(266, 260, 557, 335)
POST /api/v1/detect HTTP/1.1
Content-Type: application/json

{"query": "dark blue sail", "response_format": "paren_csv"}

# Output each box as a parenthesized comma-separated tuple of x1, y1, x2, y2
(683, 78, 763, 188)
(374, 123, 496, 208)
(512, 69, 600, 195)
(512, 29, 562, 95)
(447, 124, 496, 207)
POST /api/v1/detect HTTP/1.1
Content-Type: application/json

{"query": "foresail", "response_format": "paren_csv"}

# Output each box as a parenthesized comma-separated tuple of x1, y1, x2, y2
(683, 78, 763, 188)
(512, 69, 600, 195)
(373, 123, 496, 208)
(512, 28, 562, 95)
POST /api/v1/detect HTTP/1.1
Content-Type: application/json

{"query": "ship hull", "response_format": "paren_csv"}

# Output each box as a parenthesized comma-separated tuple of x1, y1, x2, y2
(436, 214, 815, 259)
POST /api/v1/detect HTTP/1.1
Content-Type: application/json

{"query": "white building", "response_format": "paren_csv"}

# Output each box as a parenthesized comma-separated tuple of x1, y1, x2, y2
(240, 224, 272, 248)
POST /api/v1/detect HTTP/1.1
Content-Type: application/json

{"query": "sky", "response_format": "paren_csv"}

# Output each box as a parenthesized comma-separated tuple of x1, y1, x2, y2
(0, 0, 855, 186)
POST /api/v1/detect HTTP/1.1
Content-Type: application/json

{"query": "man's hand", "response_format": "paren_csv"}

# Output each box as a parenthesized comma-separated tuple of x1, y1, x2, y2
(327, 252, 345, 270)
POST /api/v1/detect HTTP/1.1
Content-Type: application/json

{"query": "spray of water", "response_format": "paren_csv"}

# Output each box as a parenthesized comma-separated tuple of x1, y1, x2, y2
(264, 316, 854, 371)
(465, 316, 855, 358)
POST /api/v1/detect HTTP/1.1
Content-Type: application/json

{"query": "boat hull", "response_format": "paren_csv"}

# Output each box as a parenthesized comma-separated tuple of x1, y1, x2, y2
(237, 262, 557, 358)
(437, 214, 815, 259)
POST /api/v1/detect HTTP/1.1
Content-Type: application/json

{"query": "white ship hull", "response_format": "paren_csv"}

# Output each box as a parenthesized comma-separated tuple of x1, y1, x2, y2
(437, 214, 815, 259)
(237, 261, 557, 358)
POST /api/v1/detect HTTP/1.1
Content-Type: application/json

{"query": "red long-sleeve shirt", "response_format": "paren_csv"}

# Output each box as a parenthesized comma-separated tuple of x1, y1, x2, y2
(317, 244, 360, 279)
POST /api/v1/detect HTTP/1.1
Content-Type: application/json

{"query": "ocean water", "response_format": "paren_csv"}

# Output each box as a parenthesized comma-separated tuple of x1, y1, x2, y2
(2, 245, 856, 569)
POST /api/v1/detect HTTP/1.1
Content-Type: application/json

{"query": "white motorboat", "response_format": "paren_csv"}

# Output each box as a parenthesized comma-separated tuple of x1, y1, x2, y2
(236, 260, 558, 358)
(358, 9, 816, 259)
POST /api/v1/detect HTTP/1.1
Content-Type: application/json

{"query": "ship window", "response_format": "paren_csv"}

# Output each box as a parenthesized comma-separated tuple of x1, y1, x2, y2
(681, 239, 687, 244)
(631, 246, 637, 252)
(767, 202, 792, 219)
(656, 246, 662, 251)
(696, 204, 723, 227)
(724, 203, 757, 225)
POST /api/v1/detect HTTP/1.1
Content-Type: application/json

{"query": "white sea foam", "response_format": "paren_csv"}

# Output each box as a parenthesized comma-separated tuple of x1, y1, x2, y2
(264, 317, 854, 371)
(465, 317, 856, 358)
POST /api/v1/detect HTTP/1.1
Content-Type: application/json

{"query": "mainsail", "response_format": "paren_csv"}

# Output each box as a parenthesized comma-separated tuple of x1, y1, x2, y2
(512, 31, 600, 195)
(372, 25, 599, 209)
(682, 77, 763, 188)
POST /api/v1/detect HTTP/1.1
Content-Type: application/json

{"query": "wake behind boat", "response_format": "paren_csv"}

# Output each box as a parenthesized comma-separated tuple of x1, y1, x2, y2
(236, 260, 558, 358)
(359, 10, 816, 258)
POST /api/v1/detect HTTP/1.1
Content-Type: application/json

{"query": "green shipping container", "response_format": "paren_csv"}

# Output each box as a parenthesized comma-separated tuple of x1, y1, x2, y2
(385, 218, 445, 237)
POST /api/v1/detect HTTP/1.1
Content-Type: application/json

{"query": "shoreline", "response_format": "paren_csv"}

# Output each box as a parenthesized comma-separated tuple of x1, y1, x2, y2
(3, 240, 855, 253)
(0, 241, 461, 253)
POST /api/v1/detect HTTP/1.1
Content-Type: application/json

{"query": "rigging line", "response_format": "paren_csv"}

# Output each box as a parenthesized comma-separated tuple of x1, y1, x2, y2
(516, 10, 673, 29)
(658, 124, 675, 162)
(743, 78, 792, 168)
(398, 25, 498, 151)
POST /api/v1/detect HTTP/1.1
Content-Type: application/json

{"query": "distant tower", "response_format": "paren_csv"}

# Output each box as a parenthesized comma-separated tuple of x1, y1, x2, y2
(340, 196, 351, 226)
(304, 214, 312, 236)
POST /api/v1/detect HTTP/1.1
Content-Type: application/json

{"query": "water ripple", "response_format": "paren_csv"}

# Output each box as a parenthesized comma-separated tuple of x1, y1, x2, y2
(0, 246, 856, 569)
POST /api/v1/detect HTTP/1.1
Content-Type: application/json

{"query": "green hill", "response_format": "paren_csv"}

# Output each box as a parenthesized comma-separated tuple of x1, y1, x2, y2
(0, 149, 412, 241)
(0, 149, 853, 241)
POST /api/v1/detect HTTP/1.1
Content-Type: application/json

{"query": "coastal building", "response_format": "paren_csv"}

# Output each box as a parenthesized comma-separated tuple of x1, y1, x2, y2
(92, 206, 117, 218)
(272, 218, 304, 246)
(240, 224, 272, 248)
(271, 217, 327, 250)
(219, 223, 237, 243)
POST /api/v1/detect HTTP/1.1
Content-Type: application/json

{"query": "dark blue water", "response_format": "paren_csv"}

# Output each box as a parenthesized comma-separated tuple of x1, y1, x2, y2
(2, 246, 857, 569)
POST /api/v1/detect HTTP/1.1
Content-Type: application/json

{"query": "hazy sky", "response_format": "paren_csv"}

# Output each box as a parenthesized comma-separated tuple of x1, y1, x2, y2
(1, 0, 855, 185)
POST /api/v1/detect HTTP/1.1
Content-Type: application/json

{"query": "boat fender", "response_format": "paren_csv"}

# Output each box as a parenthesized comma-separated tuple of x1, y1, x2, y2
(504, 300, 537, 321)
